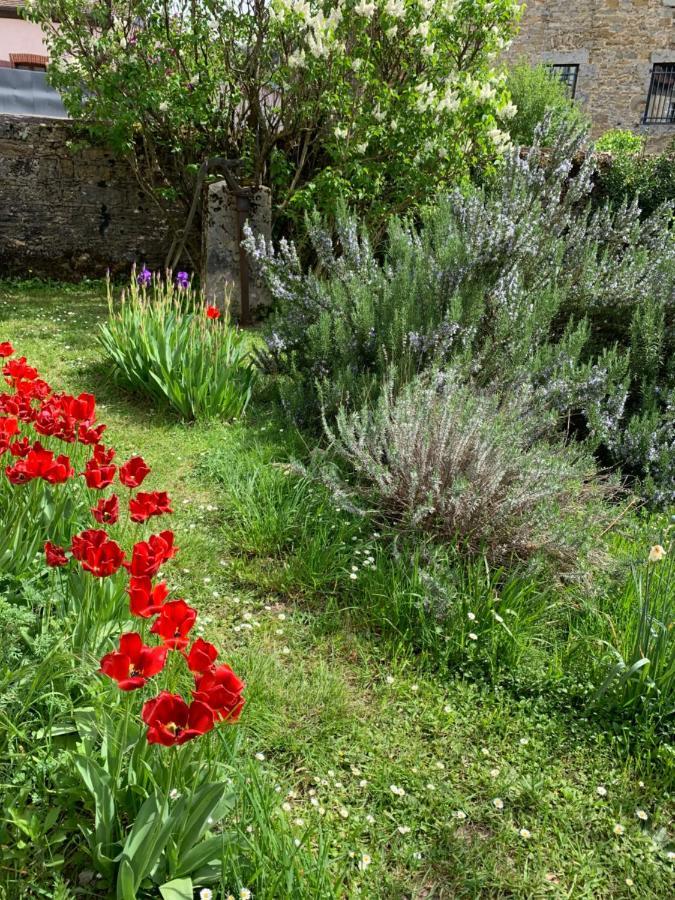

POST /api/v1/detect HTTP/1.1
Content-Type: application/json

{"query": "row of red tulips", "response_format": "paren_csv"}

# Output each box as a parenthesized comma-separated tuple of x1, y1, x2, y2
(0, 340, 244, 747)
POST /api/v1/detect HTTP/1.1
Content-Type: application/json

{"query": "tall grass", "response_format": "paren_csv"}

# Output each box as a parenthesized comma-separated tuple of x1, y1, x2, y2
(591, 544, 674, 726)
(99, 274, 256, 421)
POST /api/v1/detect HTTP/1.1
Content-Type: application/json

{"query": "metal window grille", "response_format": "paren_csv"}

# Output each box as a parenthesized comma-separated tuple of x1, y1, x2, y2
(548, 63, 579, 99)
(644, 63, 675, 124)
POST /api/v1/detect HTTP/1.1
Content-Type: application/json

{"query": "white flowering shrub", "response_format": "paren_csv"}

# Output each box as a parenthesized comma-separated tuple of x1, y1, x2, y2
(246, 123, 675, 504)
(29, 0, 520, 246)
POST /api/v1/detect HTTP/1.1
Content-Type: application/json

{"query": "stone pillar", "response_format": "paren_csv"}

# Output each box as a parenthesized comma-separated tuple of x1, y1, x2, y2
(202, 181, 271, 321)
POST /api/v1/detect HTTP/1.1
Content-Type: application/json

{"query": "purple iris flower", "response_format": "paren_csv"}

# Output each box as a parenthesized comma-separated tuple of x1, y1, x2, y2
(137, 265, 152, 287)
(175, 271, 189, 290)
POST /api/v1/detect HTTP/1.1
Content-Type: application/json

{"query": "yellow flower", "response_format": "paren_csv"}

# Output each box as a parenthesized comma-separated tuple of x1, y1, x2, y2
(648, 544, 667, 563)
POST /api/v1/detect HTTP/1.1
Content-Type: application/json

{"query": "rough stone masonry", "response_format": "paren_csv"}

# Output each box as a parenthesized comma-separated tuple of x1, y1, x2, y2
(507, 0, 675, 150)
(0, 114, 169, 279)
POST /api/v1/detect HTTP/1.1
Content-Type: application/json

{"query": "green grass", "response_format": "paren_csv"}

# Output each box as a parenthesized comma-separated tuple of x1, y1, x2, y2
(1, 280, 674, 898)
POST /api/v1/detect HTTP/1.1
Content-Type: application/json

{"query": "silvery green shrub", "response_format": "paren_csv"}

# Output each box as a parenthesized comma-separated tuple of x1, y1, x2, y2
(244, 122, 675, 504)
(323, 370, 605, 566)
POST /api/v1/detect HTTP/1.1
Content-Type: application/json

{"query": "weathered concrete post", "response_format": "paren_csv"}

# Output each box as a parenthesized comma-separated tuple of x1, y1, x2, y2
(202, 181, 271, 322)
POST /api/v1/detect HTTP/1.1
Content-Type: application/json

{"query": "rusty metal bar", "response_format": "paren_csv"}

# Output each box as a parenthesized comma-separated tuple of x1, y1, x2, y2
(235, 192, 251, 326)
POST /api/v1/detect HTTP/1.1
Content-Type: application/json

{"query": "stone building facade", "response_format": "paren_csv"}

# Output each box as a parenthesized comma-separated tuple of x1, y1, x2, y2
(507, 0, 675, 150)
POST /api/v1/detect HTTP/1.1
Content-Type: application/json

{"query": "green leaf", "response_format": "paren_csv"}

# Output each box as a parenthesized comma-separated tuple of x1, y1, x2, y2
(74, 755, 116, 858)
(173, 834, 226, 879)
(117, 859, 137, 900)
(118, 793, 173, 890)
(158, 877, 193, 900)
(173, 783, 233, 859)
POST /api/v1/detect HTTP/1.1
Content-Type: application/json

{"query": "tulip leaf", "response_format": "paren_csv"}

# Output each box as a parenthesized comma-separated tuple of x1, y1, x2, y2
(159, 877, 193, 900)
(117, 859, 136, 900)
(173, 782, 233, 859)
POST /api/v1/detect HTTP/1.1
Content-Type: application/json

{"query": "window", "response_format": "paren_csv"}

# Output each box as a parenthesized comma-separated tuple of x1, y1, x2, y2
(9, 53, 48, 72)
(548, 63, 579, 99)
(644, 63, 675, 124)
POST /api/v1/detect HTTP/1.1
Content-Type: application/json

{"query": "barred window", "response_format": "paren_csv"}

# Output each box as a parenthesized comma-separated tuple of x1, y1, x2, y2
(548, 63, 579, 99)
(644, 63, 675, 124)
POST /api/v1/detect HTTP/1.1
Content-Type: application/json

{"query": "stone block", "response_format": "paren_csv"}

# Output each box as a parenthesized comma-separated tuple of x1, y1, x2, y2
(202, 181, 271, 321)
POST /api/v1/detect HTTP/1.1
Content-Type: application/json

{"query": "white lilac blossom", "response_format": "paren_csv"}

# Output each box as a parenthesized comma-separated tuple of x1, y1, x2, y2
(385, 0, 405, 16)
(354, 0, 375, 16)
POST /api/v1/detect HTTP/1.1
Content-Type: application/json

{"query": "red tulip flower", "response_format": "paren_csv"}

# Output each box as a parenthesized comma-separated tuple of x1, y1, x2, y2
(142, 691, 214, 745)
(9, 437, 30, 458)
(128, 576, 169, 618)
(205, 305, 221, 320)
(0, 417, 19, 438)
(83, 457, 116, 489)
(60, 392, 96, 425)
(0, 417, 19, 456)
(81, 537, 125, 578)
(100, 633, 168, 691)
(6, 444, 73, 485)
(193, 664, 245, 721)
(43, 454, 74, 484)
(129, 490, 173, 523)
(78, 422, 106, 445)
(45, 541, 68, 567)
(16, 378, 50, 400)
(70, 528, 125, 577)
(92, 444, 115, 465)
(119, 455, 151, 488)
(125, 530, 178, 578)
(3, 356, 39, 384)
(91, 494, 120, 525)
(150, 599, 197, 649)
(0, 341, 14, 358)
(71, 528, 108, 561)
(184, 637, 218, 674)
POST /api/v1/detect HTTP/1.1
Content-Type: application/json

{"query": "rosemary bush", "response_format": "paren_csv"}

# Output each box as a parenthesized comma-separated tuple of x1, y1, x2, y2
(324, 371, 603, 566)
(99, 276, 256, 421)
(246, 123, 675, 504)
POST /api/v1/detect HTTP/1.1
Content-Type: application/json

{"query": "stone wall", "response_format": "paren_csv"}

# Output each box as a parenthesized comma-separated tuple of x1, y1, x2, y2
(507, 0, 675, 151)
(0, 114, 170, 278)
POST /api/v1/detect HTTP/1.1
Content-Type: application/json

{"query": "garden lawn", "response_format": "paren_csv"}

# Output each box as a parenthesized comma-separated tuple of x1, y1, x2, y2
(1, 280, 673, 899)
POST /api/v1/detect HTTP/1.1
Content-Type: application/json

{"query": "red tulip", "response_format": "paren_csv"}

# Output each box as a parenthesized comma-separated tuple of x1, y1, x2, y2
(16, 378, 50, 400)
(83, 458, 116, 489)
(3, 356, 38, 383)
(184, 637, 218, 673)
(119, 456, 151, 488)
(71, 528, 106, 559)
(78, 422, 106, 445)
(60, 392, 96, 425)
(45, 541, 68, 567)
(81, 537, 125, 578)
(9, 437, 30, 458)
(92, 444, 115, 465)
(150, 599, 197, 649)
(91, 494, 120, 525)
(0, 395, 19, 416)
(124, 530, 178, 578)
(129, 490, 173, 523)
(193, 664, 245, 721)
(100, 633, 168, 691)
(43, 454, 74, 484)
(205, 305, 221, 320)
(0, 341, 14, 358)
(6, 444, 73, 485)
(142, 691, 214, 745)
(0, 417, 19, 456)
(0, 417, 19, 438)
(69, 528, 124, 577)
(128, 576, 169, 618)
